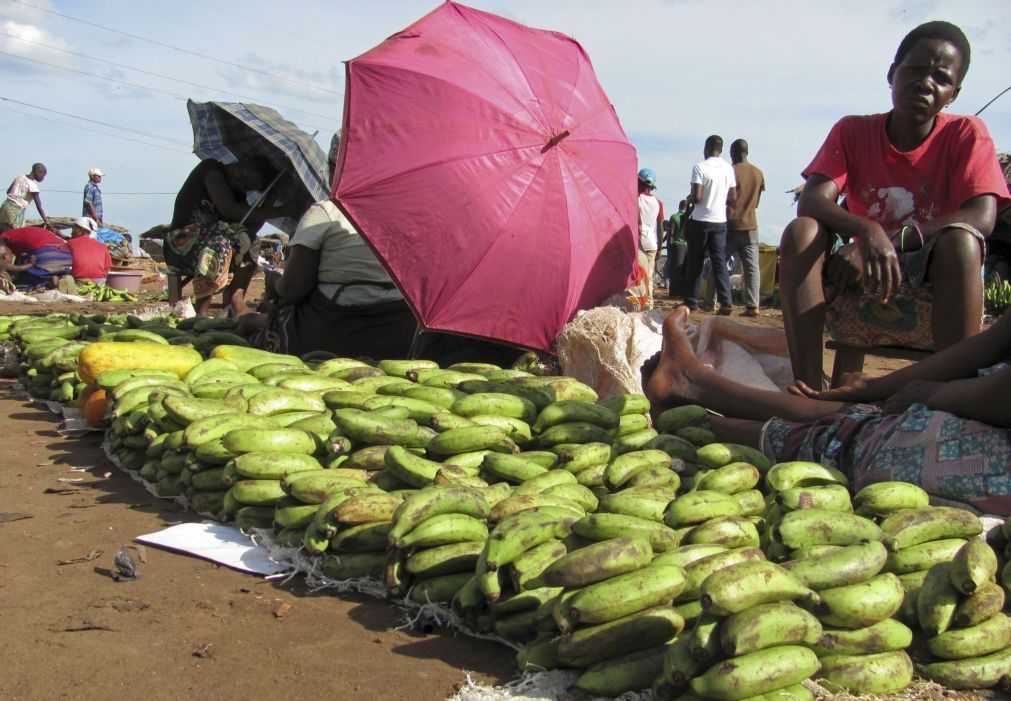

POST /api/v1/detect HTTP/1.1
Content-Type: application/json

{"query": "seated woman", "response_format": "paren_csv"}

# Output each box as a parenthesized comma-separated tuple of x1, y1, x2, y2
(66, 217, 112, 284)
(779, 21, 1011, 388)
(165, 156, 302, 316)
(644, 305, 1011, 516)
(0, 224, 72, 289)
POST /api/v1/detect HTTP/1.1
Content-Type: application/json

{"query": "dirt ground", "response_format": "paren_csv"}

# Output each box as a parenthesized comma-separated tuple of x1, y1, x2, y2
(0, 276, 913, 700)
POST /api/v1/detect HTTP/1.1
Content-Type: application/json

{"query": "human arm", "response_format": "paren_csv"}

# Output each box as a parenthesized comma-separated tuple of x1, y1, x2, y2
(204, 169, 301, 223)
(31, 192, 55, 232)
(270, 245, 319, 304)
(85, 201, 102, 227)
(689, 183, 703, 206)
(798, 174, 900, 300)
(880, 367, 1011, 427)
(918, 194, 997, 242)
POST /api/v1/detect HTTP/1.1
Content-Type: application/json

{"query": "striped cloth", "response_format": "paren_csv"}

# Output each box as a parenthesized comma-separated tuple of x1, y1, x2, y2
(186, 100, 330, 234)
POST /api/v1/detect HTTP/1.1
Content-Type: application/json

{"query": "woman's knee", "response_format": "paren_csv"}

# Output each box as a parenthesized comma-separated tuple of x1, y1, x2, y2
(930, 227, 984, 270)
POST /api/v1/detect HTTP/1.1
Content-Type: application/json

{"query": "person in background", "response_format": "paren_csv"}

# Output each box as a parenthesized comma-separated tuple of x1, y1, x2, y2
(637, 168, 664, 308)
(0, 241, 35, 293)
(779, 21, 1010, 389)
(665, 199, 689, 297)
(0, 164, 54, 235)
(165, 156, 303, 316)
(66, 217, 112, 284)
(83, 168, 104, 227)
(683, 135, 737, 314)
(0, 225, 64, 258)
(243, 133, 418, 358)
(726, 139, 766, 317)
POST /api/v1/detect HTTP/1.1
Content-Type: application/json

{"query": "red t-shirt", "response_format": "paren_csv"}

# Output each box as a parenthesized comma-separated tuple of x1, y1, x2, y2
(67, 236, 113, 280)
(0, 226, 66, 256)
(802, 112, 1011, 233)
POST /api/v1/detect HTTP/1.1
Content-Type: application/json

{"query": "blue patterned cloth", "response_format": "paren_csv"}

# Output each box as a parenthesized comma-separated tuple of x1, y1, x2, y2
(82, 181, 102, 220)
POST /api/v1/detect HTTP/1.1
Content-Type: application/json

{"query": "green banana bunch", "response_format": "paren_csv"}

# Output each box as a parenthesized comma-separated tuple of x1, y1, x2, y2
(922, 645, 1011, 689)
(558, 606, 683, 668)
(917, 561, 962, 635)
(558, 564, 685, 631)
(694, 461, 761, 495)
(677, 547, 766, 602)
(483, 506, 578, 572)
(765, 461, 848, 491)
(573, 513, 680, 552)
(949, 538, 999, 594)
(954, 581, 1006, 628)
(574, 646, 668, 698)
(928, 613, 1011, 660)
(664, 490, 743, 527)
(884, 537, 967, 575)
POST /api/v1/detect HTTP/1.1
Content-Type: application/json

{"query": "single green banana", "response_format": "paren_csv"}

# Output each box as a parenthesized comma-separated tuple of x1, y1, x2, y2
(231, 452, 322, 480)
(450, 392, 537, 422)
(400, 385, 466, 409)
(598, 491, 670, 523)
(333, 408, 426, 447)
(491, 586, 563, 618)
(765, 461, 848, 491)
(720, 602, 822, 656)
(183, 412, 278, 448)
(773, 509, 882, 548)
(604, 449, 673, 490)
(333, 492, 404, 525)
(488, 494, 584, 523)
(515, 633, 561, 673)
(388, 486, 490, 545)
(597, 393, 651, 416)
(928, 612, 1011, 660)
(222, 427, 318, 456)
(575, 646, 668, 698)
(775, 484, 853, 513)
(883, 537, 967, 575)
(610, 427, 660, 456)
(537, 421, 613, 447)
(811, 618, 913, 657)
(664, 490, 743, 527)
(954, 580, 1006, 628)
(678, 547, 766, 601)
(537, 536, 652, 587)
(660, 633, 701, 690)
(922, 645, 1011, 689)
(555, 441, 611, 471)
(539, 483, 598, 513)
(321, 551, 385, 580)
(917, 561, 964, 635)
(733, 489, 766, 517)
(689, 645, 820, 701)
(404, 540, 484, 578)
(559, 606, 682, 669)
(534, 400, 619, 433)
(245, 361, 303, 382)
(675, 426, 717, 447)
(880, 506, 983, 551)
(651, 544, 728, 570)
(229, 478, 287, 506)
(781, 541, 887, 590)
(329, 521, 390, 552)
(397, 513, 489, 549)
(626, 464, 682, 491)
(273, 499, 320, 530)
(480, 452, 547, 484)
(810, 572, 903, 628)
(382, 445, 442, 487)
(949, 537, 999, 594)
(285, 473, 367, 504)
(690, 612, 723, 662)
(574, 513, 680, 552)
(426, 424, 515, 456)
(694, 461, 761, 495)
(695, 442, 771, 472)
(700, 561, 817, 615)
(685, 516, 760, 549)
(852, 480, 930, 517)
(245, 387, 326, 415)
(656, 404, 710, 433)
(817, 650, 913, 695)
(561, 564, 685, 630)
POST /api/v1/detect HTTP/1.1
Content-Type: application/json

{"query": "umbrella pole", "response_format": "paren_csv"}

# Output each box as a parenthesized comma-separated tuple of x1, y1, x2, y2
(238, 166, 290, 228)
(407, 326, 424, 360)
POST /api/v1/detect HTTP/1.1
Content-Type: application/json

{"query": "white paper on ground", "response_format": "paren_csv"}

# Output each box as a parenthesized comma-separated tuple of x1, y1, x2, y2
(135, 521, 285, 576)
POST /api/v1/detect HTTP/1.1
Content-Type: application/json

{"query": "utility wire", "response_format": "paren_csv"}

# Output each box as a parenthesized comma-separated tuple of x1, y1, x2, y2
(44, 189, 176, 195)
(11, 0, 343, 98)
(976, 85, 1011, 117)
(0, 96, 191, 147)
(1, 31, 340, 125)
(186, 0, 334, 47)
(0, 104, 191, 154)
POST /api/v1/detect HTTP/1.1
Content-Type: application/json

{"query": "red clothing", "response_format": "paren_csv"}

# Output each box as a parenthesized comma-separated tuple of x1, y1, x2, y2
(0, 226, 66, 256)
(67, 236, 112, 280)
(803, 112, 1011, 233)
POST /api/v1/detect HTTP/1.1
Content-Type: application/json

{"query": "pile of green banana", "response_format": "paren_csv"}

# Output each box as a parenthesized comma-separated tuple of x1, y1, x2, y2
(75, 280, 139, 303)
(18, 326, 1011, 699)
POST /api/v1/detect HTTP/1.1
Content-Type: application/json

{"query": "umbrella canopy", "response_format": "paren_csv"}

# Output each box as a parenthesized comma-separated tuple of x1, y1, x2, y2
(187, 100, 329, 234)
(333, 2, 638, 352)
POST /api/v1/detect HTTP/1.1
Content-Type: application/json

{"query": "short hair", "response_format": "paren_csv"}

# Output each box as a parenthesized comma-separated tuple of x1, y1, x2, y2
(894, 21, 970, 83)
(731, 139, 749, 156)
(678, 199, 687, 209)
(705, 135, 723, 153)
(31, 162, 46, 173)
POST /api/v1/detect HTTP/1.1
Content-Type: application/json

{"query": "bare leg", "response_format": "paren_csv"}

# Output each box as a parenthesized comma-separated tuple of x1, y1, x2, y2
(225, 263, 257, 318)
(711, 416, 765, 447)
(927, 228, 984, 350)
(642, 306, 848, 422)
(780, 217, 831, 388)
(194, 295, 213, 316)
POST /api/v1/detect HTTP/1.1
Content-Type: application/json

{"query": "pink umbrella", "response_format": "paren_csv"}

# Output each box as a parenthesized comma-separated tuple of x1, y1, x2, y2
(333, 1, 638, 352)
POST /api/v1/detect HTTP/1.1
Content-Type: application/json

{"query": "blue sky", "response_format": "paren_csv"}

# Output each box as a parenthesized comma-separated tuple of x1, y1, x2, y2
(2, 0, 1009, 245)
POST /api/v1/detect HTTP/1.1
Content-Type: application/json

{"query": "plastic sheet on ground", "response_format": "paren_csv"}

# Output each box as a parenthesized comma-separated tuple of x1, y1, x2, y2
(136, 522, 284, 576)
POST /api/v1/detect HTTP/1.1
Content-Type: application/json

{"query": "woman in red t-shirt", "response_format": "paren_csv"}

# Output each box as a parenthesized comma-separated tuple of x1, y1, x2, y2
(779, 21, 1011, 389)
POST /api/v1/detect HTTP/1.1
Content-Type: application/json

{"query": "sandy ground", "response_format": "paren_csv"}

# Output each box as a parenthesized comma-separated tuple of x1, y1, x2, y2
(0, 276, 914, 700)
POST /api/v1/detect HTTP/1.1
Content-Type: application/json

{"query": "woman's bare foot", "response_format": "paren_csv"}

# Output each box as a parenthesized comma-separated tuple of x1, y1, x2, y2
(643, 306, 710, 412)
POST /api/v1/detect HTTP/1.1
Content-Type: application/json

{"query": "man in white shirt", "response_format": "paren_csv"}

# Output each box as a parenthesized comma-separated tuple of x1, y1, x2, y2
(684, 135, 737, 313)
(637, 168, 664, 308)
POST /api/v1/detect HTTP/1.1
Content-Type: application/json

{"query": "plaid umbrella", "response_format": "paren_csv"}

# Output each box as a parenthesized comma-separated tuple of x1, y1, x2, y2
(186, 99, 329, 234)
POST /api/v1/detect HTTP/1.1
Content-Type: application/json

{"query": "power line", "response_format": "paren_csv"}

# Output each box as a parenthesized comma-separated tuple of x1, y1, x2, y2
(185, 0, 334, 47)
(1, 31, 340, 126)
(0, 104, 191, 154)
(976, 85, 1011, 117)
(44, 189, 177, 195)
(12, 0, 343, 98)
(0, 96, 191, 147)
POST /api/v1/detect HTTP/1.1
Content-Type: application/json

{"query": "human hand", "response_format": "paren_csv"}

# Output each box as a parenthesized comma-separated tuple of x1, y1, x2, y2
(788, 372, 871, 403)
(881, 380, 942, 415)
(856, 224, 901, 301)
(825, 242, 863, 290)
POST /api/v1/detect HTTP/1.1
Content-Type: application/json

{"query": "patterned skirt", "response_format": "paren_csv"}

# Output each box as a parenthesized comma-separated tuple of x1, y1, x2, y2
(163, 211, 253, 298)
(762, 403, 1011, 515)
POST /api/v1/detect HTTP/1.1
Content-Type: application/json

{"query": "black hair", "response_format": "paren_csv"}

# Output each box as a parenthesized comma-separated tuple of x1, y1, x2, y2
(31, 162, 46, 173)
(704, 135, 723, 153)
(730, 139, 748, 155)
(894, 21, 970, 83)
